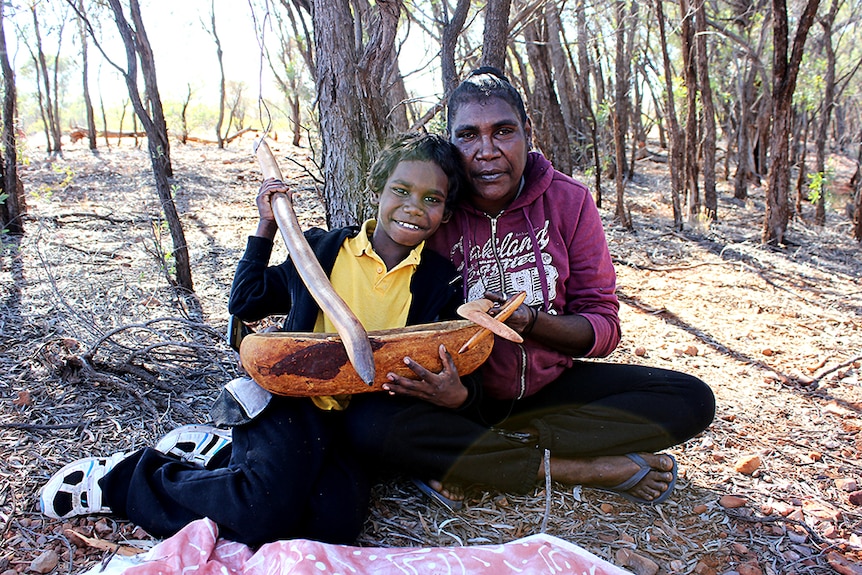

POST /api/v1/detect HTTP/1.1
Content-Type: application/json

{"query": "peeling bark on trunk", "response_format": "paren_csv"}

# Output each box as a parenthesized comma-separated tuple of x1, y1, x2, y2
(613, 0, 631, 228)
(680, 0, 700, 222)
(0, 0, 23, 235)
(813, 0, 839, 226)
(482, 0, 512, 70)
(524, 12, 572, 175)
(655, 0, 684, 229)
(313, 0, 402, 227)
(694, 0, 717, 221)
(576, 0, 602, 204)
(762, 0, 821, 246)
(794, 109, 811, 217)
(441, 0, 470, 96)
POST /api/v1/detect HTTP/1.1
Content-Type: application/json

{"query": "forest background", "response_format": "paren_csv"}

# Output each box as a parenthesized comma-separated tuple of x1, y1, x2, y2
(1, 0, 862, 574)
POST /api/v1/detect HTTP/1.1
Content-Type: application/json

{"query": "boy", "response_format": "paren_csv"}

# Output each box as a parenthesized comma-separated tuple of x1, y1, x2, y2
(40, 133, 465, 546)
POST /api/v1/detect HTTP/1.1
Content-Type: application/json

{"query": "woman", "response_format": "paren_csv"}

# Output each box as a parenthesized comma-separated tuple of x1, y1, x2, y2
(346, 67, 715, 505)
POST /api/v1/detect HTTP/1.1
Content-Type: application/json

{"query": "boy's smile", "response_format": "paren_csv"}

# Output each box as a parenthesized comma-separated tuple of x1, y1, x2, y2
(372, 160, 450, 269)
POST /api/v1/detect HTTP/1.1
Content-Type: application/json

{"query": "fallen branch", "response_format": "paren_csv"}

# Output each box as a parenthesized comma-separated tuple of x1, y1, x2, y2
(812, 354, 862, 385)
(82, 317, 226, 360)
(612, 258, 745, 273)
(68, 127, 146, 142)
(72, 355, 161, 418)
(182, 127, 256, 145)
(723, 508, 825, 545)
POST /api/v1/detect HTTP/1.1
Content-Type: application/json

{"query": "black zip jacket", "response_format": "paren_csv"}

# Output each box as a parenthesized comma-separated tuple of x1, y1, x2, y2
(228, 226, 462, 331)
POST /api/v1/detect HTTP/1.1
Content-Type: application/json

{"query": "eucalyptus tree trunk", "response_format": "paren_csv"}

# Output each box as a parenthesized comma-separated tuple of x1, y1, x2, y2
(621, 0, 638, 180)
(210, 0, 226, 149)
(122, 0, 171, 173)
(814, 0, 839, 226)
(384, 56, 411, 131)
(524, 12, 572, 175)
(441, 0, 470, 95)
(794, 108, 811, 217)
(733, 63, 758, 199)
(612, 0, 631, 228)
(50, 19, 64, 153)
(31, 6, 61, 153)
(655, 0, 684, 229)
(0, 0, 23, 235)
(680, 0, 700, 222)
(267, 2, 310, 145)
(482, 0, 512, 69)
(577, 0, 603, 204)
(544, 4, 580, 145)
(180, 85, 192, 144)
(81, 0, 192, 290)
(754, 96, 771, 176)
(554, 15, 591, 168)
(694, 0, 717, 221)
(77, 0, 97, 150)
(312, 0, 402, 227)
(629, 62, 643, 177)
(762, 0, 821, 246)
(854, 135, 862, 241)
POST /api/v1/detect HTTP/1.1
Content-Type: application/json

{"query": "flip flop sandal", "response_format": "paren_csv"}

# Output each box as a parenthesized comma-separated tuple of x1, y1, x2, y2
(412, 478, 464, 512)
(603, 453, 678, 505)
(154, 424, 232, 467)
(40, 452, 127, 519)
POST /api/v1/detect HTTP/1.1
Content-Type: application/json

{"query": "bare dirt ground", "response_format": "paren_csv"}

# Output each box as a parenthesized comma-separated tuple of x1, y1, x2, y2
(1, 135, 861, 575)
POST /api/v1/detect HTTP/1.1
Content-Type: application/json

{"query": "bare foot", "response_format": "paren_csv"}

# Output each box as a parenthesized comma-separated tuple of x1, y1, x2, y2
(426, 479, 465, 502)
(540, 453, 675, 502)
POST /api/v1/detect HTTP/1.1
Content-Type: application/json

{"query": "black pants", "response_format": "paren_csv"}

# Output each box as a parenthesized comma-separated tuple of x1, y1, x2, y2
(346, 361, 715, 493)
(100, 397, 370, 547)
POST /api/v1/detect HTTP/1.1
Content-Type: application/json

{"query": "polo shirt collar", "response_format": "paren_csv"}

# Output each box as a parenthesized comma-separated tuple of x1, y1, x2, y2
(348, 219, 424, 268)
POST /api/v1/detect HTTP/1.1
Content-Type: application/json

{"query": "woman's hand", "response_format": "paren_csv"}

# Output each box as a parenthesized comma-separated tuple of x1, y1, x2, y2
(484, 290, 596, 356)
(382, 344, 468, 409)
(254, 178, 290, 239)
(484, 290, 534, 334)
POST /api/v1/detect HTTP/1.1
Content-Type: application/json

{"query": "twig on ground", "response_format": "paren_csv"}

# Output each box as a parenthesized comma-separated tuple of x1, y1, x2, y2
(0, 422, 87, 431)
(723, 508, 825, 545)
(812, 355, 862, 385)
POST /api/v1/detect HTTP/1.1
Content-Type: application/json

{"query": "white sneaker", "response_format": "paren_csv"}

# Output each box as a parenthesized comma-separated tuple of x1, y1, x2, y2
(154, 424, 232, 467)
(40, 452, 127, 519)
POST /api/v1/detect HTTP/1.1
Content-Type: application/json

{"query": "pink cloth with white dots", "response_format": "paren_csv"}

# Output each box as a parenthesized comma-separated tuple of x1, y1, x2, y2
(118, 518, 631, 575)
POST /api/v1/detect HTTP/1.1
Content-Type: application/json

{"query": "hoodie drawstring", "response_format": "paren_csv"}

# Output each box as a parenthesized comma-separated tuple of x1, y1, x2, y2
(458, 215, 471, 301)
(522, 207, 549, 311)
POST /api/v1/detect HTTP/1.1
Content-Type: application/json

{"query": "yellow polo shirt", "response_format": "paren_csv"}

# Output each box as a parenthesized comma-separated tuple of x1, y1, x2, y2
(311, 220, 423, 410)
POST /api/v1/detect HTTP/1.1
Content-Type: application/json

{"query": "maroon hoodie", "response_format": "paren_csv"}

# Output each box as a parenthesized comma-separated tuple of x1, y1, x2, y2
(428, 152, 621, 400)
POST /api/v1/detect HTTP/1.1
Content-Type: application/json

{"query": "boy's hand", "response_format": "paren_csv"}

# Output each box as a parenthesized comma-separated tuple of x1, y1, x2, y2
(255, 178, 291, 239)
(382, 344, 468, 409)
